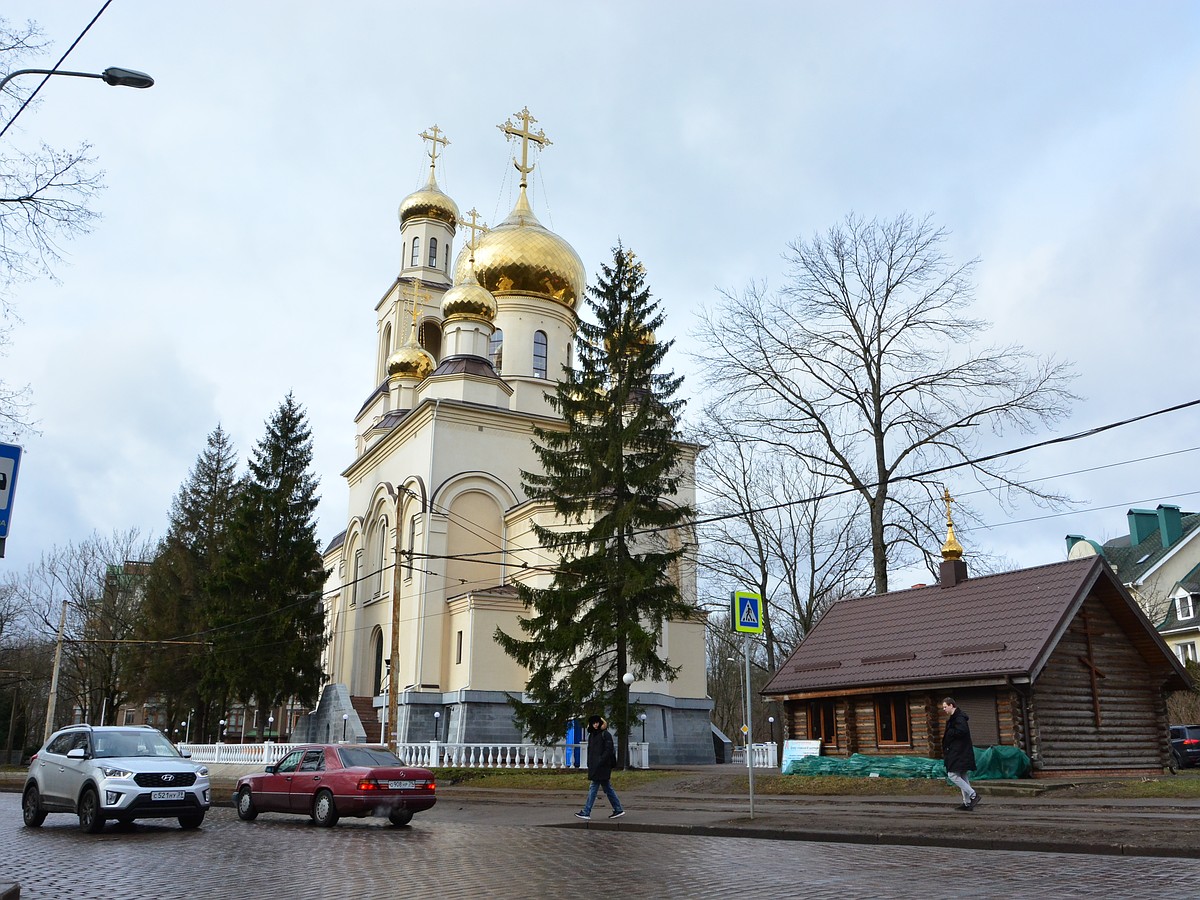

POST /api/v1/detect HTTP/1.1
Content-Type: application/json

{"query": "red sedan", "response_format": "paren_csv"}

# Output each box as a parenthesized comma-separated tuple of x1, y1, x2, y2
(234, 745, 436, 827)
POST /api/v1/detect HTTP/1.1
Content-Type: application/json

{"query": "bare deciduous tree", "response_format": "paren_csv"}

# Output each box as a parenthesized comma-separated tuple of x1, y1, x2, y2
(695, 213, 1078, 594)
(5, 529, 154, 732)
(693, 408, 872, 670)
(1, 16, 104, 435)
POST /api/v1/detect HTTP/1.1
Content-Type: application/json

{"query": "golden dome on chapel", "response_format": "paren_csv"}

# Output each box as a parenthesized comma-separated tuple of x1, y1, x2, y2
(386, 341, 435, 381)
(452, 189, 585, 309)
(441, 267, 497, 322)
(398, 172, 459, 228)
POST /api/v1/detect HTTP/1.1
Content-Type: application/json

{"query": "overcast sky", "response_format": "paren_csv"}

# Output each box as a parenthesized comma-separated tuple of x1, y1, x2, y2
(3, 1, 1198, 589)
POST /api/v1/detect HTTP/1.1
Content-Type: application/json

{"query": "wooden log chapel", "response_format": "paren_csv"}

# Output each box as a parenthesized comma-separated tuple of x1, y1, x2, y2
(762, 494, 1192, 776)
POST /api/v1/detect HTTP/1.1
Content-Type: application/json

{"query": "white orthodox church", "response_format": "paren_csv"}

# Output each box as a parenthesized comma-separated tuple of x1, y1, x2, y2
(305, 110, 713, 763)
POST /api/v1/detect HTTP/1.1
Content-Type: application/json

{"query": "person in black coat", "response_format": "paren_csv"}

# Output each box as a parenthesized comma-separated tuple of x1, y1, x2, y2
(575, 715, 625, 820)
(941, 697, 979, 810)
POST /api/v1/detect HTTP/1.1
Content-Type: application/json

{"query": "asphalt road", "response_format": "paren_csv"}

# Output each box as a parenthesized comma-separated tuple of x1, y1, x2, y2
(2, 793, 1199, 900)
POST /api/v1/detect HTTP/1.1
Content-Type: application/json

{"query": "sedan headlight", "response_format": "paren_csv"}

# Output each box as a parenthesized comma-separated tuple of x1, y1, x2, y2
(100, 766, 134, 779)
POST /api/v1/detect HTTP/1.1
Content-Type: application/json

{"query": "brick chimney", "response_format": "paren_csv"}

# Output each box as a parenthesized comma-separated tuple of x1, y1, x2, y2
(1157, 504, 1183, 549)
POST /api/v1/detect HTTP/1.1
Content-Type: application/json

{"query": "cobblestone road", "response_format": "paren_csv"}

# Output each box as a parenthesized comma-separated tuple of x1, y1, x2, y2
(2, 794, 1198, 899)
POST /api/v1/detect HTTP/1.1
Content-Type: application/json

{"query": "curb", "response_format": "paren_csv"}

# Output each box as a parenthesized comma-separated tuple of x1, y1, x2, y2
(562, 820, 1200, 858)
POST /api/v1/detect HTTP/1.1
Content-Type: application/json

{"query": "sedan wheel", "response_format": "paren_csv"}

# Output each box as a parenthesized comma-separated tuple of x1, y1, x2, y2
(22, 785, 46, 828)
(388, 808, 413, 827)
(236, 787, 258, 821)
(78, 787, 105, 834)
(312, 789, 339, 827)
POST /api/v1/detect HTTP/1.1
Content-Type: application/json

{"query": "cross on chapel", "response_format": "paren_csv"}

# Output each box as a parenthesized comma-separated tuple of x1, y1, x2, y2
(498, 107, 551, 189)
(1074, 609, 1107, 728)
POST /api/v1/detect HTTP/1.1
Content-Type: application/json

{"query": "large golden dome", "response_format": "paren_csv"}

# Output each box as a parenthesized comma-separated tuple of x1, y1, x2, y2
(441, 267, 497, 322)
(453, 189, 584, 308)
(398, 172, 459, 228)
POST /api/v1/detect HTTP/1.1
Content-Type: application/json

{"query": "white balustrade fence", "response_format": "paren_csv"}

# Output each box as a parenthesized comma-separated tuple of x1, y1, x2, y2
(182, 740, 652, 770)
(731, 742, 779, 768)
(180, 742, 304, 765)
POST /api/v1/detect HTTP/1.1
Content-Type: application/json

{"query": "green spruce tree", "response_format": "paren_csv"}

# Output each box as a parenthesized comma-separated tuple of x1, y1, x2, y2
(131, 425, 240, 735)
(496, 244, 695, 766)
(213, 394, 328, 726)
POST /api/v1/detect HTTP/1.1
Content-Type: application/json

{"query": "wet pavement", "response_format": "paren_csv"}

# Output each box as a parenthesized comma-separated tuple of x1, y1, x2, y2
(2, 773, 1200, 899)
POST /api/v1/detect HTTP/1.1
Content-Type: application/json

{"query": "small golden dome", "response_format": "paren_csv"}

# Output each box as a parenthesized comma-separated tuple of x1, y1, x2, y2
(452, 189, 584, 308)
(398, 171, 459, 228)
(940, 488, 964, 561)
(441, 267, 497, 322)
(386, 341, 435, 381)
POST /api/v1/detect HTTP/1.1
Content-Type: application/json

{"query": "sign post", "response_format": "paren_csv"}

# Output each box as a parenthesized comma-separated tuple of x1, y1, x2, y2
(0, 442, 23, 558)
(730, 590, 764, 818)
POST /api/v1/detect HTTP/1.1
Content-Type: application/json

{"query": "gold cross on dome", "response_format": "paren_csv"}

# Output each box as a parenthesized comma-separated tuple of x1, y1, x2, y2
(498, 107, 551, 189)
(418, 124, 450, 175)
(405, 277, 430, 330)
(460, 208, 489, 256)
(942, 487, 955, 527)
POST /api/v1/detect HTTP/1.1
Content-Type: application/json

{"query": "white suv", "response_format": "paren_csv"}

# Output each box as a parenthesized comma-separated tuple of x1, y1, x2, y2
(22, 724, 211, 832)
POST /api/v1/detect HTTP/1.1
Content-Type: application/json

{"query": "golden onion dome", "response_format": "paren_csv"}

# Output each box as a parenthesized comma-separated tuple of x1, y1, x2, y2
(441, 267, 497, 322)
(398, 171, 459, 228)
(452, 189, 584, 309)
(386, 339, 435, 381)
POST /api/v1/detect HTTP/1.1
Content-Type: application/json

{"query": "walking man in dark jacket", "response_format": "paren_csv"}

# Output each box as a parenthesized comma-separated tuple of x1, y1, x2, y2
(941, 697, 979, 810)
(575, 715, 625, 820)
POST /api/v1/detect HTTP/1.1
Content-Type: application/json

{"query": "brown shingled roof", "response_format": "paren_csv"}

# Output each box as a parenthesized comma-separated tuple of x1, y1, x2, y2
(762, 555, 1189, 696)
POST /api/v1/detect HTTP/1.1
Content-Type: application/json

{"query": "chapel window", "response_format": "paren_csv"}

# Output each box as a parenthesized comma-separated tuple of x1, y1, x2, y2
(807, 699, 837, 746)
(875, 694, 910, 745)
(429, 237, 438, 268)
(411, 236, 420, 267)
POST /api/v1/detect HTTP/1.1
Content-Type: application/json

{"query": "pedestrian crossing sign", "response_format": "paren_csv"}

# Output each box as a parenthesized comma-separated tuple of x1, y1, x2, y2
(731, 590, 764, 634)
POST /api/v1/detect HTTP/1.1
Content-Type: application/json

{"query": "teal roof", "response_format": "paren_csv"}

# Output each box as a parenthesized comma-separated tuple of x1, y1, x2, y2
(1103, 512, 1200, 584)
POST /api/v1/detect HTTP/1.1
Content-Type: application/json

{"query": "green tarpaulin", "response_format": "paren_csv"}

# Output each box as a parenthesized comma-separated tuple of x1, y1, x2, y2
(781, 745, 1031, 779)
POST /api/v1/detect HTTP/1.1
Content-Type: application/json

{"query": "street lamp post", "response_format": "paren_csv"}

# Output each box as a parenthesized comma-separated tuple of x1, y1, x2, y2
(638, 712, 647, 743)
(342, 713, 349, 742)
(218, 719, 225, 744)
(433, 710, 441, 742)
(621, 672, 635, 769)
(267, 715, 274, 742)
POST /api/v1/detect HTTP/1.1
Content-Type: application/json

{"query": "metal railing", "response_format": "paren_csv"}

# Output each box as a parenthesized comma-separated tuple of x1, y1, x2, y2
(182, 740, 652, 770)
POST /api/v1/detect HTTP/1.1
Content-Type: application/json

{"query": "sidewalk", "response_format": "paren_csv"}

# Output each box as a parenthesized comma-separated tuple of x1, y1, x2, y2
(424, 776, 1200, 859)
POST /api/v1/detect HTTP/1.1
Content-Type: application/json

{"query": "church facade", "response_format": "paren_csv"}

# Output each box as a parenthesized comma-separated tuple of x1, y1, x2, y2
(312, 111, 713, 764)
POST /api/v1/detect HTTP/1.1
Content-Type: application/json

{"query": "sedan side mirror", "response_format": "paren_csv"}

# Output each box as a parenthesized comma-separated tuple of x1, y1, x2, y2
(67, 748, 87, 759)
(265, 763, 277, 774)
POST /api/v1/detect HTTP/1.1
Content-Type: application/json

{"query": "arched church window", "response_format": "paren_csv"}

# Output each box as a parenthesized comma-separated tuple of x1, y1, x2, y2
(489, 329, 504, 372)
(533, 330, 548, 379)
(411, 237, 420, 267)
(372, 629, 384, 696)
(370, 517, 388, 598)
(428, 237, 438, 268)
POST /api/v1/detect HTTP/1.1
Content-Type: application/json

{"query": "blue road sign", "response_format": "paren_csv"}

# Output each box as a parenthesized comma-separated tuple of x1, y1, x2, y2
(731, 590, 764, 634)
(0, 442, 21, 541)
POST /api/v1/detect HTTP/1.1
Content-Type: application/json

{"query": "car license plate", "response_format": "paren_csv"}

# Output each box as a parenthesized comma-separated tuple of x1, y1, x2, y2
(151, 790, 185, 801)
(387, 780, 416, 789)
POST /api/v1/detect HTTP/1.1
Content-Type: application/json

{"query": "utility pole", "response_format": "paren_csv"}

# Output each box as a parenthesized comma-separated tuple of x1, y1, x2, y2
(43, 600, 68, 743)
